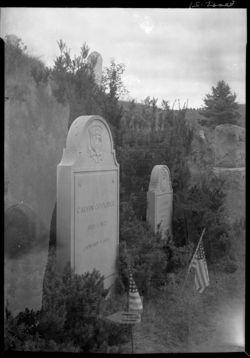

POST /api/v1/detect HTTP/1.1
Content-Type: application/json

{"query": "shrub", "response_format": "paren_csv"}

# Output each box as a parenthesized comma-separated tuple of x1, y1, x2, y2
(213, 255, 238, 274)
(163, 242, 194, 272)
(5, 263, 130, 352)
(31, 63, 50, 87)
(4, 309, 79, 352)
(5, 35, 27, 75)
(118, 200, 171, 295)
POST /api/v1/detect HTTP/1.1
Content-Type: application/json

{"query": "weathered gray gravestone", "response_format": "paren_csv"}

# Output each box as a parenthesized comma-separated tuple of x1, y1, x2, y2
(87, 51, 103, 86)
(56, 115, 119, 288)
(146, 165, 173, 240)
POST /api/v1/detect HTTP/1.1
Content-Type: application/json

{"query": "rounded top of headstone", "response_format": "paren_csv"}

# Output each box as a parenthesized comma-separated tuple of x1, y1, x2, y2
(5, 202, 36, 218)
(87, 51, 102, 63)
(60, 115, 118, 168)
(148, 165, 172, 193)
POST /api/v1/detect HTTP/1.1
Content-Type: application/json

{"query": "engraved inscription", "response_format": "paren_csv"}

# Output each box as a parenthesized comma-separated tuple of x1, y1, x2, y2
(76, 200, 115, 214)
(83, 237, 110, 252)
(74, 171, 118, 281)
(160, 168, 170, 192)
(87, 220, 107, 231)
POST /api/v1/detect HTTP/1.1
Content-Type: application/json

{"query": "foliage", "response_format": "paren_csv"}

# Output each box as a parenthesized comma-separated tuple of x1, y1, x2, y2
(100, 60, 127, 145)
(212, 216, 245, 273)
(4, 36, 47, 103)
(101, 59, 127, 101)
(117, 106, 194, 221)
(50, 40, 103, 128)
(4, 35, 27, 75)
(4, 308, 79, 352)
(31, 63, 50, 86)
(5, 263, 130, 352)
(117, 201, 166, 294)
(117, 146, 154, 218)
(50, 40, 126, 144)
(115, 99, 220, 295)
(175, 171, 232, 264)
(118, 171, 242, 293)
(163, 241, 194, 272)
(117, 200, 195, 296)
(199, 80, 240, 127)
(5, 35, 50, 89)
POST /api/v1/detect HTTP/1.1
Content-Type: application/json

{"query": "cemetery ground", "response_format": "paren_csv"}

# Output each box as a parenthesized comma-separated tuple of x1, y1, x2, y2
(119, 262, 245, 353)
(5, 225, 244, 353)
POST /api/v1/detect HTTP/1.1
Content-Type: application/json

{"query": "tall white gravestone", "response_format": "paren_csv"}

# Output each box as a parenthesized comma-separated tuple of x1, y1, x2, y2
(56, 115, 119, 288)
(147, 165, 173, 240)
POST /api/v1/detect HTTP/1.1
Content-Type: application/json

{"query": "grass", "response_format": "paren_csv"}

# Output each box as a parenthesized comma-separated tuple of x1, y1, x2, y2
(119, 255, 245, 353)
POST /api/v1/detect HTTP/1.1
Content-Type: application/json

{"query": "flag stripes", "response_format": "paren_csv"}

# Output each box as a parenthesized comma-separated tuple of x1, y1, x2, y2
(128, 270, 143, 311)
(190, 240, 209, 293)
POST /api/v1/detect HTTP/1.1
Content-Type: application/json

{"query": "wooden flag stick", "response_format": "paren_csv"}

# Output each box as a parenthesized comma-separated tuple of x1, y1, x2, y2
(180, 228, 206, 295)
(130, 324, 135, 353)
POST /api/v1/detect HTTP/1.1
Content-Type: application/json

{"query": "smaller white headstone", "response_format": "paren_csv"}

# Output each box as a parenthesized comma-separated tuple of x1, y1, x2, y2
(146, 165, 173, 240)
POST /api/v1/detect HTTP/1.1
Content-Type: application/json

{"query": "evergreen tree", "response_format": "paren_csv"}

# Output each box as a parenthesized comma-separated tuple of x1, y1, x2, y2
(200, 80, 240, 127)
(50, 40, 103, 129)
(101, 60, 127, 145)
(50, 43, 126, 145)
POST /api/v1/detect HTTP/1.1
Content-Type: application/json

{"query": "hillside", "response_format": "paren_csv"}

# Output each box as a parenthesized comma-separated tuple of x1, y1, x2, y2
(5, 38, 69, 238)
(4, 38, 69, 314)
(120, 100, 245, 128)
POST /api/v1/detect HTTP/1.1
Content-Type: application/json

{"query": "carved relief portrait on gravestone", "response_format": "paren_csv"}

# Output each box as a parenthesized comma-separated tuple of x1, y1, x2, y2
(87, 125, 104, 162)
(159, 167, 169, 192)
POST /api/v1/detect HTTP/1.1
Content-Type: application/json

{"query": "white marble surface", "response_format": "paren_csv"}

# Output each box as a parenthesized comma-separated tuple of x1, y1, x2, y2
(147, 165, 173, 240)
(56, 115, 119, 288)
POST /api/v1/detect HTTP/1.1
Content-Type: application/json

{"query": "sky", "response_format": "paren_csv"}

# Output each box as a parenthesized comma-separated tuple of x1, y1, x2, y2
(1, 7, 246, 108)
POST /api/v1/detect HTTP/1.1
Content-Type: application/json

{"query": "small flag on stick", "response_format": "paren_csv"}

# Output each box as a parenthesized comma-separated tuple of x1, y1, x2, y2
(190, 239, 209, 293)
(128, 270, 143, 312)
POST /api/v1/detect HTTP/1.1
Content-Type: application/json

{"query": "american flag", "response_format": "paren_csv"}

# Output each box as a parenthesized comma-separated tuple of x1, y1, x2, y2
(190, 240, 209, 293)
(128, 270, 143, 311)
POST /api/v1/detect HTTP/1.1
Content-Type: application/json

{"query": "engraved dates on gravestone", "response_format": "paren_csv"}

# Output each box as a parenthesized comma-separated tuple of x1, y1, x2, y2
(146, 165, 173, 240)
(56, 115, 119, 288)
